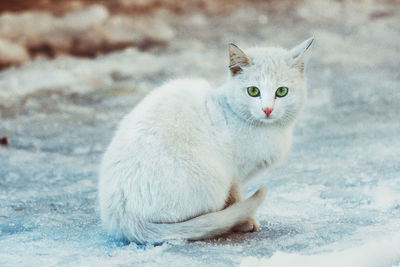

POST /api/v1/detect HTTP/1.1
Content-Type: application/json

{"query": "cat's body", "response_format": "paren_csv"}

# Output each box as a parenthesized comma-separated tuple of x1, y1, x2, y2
(99, 38, 314, 244)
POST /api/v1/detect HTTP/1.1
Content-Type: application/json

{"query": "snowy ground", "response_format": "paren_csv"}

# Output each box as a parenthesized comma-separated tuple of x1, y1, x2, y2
(1, 0, 400, 266)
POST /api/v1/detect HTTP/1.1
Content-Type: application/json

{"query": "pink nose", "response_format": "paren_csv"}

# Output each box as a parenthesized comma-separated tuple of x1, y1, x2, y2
(263, 107, 273, 118)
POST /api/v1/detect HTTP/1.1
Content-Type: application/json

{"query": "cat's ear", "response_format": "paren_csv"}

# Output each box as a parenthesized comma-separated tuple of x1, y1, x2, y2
(228, 43, 250, 76)
(287, 37, 314, 72)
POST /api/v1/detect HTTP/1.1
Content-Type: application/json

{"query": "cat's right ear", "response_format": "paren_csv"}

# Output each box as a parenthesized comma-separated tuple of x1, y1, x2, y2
(287, 37, 314, 73)
(228, 43, 250, 76)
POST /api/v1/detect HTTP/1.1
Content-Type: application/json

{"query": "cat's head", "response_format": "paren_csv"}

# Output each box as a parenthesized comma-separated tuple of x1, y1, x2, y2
(225, 37, 314, 126)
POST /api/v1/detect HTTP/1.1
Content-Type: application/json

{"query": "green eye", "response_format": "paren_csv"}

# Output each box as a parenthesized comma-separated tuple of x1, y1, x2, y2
(247, 86, 260, 97)
(275, 87, 289, 97)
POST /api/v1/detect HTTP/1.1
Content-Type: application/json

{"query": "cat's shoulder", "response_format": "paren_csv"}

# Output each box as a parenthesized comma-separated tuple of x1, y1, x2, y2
(125, 78, 214, 124)
(139, 78, 213, 110)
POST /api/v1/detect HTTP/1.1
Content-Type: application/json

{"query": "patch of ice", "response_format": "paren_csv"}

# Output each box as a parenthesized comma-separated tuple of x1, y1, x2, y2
(240, 233, 400, 267)
(364, 180, 400, 211)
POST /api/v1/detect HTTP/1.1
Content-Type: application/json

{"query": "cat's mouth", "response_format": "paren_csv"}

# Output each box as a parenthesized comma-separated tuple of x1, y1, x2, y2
(249, 110, 278, 124)
(263, 111, 284, 123)
(257, 114, 276, 124)
(263, 117, 275, 123)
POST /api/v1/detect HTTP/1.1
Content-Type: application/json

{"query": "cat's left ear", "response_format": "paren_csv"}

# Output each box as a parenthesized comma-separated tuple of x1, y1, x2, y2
(228, 43, 251, 76)
(287, 37, 314, 72)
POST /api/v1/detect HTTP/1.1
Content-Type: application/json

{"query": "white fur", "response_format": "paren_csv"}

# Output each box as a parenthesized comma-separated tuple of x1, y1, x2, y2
(98, 38, 313, 244)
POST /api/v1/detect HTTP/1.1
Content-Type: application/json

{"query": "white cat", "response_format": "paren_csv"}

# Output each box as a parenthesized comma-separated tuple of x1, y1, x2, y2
(98, 37, 314, 244)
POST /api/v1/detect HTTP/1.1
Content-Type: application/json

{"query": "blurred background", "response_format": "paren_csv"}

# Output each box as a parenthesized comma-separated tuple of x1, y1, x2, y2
(0, 0, 399, 266)
(0, 0, 398, 69)
(0, 0, 282, 69)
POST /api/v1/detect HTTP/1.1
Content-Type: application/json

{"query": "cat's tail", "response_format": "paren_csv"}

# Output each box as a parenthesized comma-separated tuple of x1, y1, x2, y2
(128, 187, 267, 244)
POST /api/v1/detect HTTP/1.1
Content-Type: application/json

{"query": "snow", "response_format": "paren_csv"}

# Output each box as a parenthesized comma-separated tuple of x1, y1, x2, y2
(240, 233, 400, 267)
(1, 0, 400, 266)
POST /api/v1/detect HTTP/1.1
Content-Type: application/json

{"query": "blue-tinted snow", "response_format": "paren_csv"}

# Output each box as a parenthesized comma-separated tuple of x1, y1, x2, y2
(1, 0, 399, 266)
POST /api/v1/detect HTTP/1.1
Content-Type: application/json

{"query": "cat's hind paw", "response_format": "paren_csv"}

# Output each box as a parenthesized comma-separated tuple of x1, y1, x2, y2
(232, 217, 260, 233)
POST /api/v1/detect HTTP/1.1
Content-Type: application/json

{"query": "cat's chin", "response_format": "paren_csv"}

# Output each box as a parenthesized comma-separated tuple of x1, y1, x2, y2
(250, 115, 278, 125)
(261, 118, 276, 124)
(251, 115, 277, 124)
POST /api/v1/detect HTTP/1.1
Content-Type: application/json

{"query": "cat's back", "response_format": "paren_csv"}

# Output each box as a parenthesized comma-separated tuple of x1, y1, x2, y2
(103, 78, 220, 164)
(130, 78, 210, 119)
(120, 78, 213, 135)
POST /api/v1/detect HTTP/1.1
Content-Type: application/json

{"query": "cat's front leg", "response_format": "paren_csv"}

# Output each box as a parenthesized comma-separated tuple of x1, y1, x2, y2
(226, 183, 262, 233)
(224, 183, 243, 208)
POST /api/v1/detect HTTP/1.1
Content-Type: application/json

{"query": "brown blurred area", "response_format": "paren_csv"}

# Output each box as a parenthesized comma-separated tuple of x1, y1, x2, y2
(0, 0, 248, 14)
(0, 0, 260, 69)
(0, 0, 77, 14)
(0, 0, 398, 70)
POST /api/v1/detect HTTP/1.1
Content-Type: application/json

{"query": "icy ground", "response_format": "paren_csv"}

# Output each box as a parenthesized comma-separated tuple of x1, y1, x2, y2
(1, 1, 400, 266)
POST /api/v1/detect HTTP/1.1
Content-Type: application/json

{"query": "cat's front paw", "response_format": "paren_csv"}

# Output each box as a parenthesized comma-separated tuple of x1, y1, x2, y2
(232, 217, 260, 233)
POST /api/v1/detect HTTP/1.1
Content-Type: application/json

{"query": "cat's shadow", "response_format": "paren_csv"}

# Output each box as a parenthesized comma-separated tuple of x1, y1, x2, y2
(112, 221, 297, 247)
(188, 220, 297, 245)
